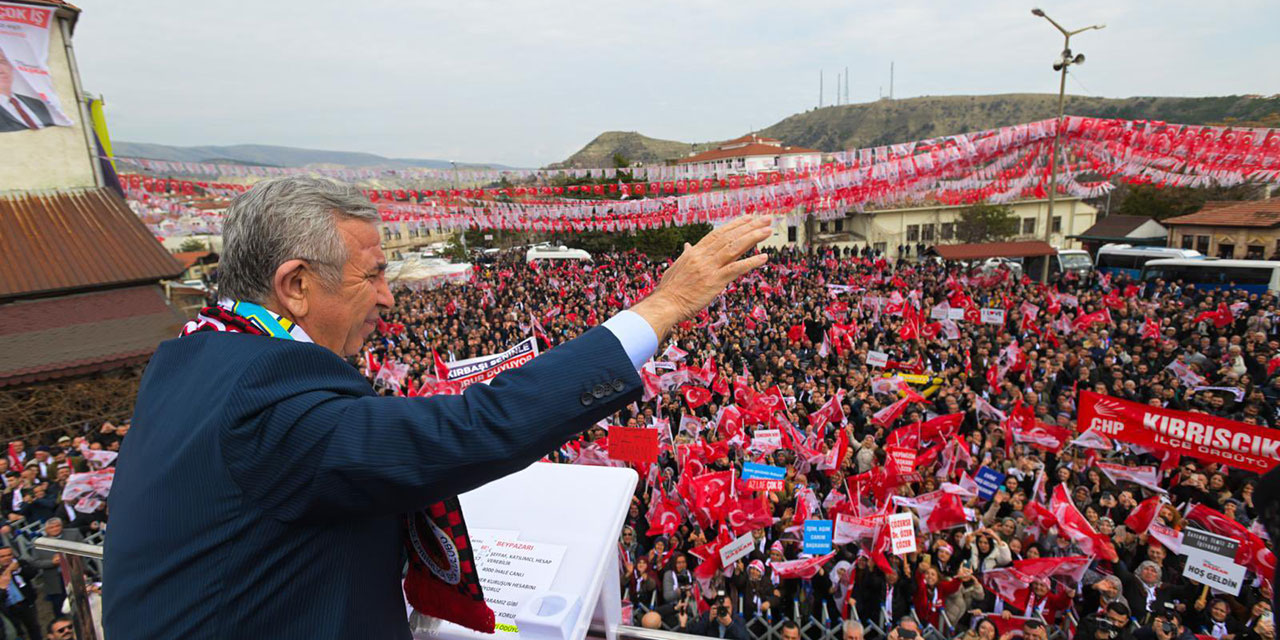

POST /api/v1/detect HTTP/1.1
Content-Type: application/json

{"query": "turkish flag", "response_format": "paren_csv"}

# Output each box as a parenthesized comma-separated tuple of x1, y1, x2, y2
(771, 551, 837, 579)
(1049, 484, 1118, 561)
(1124, 495, 1163, 534)
(681, 385, 712, 409)
(646, 489, 685, 536)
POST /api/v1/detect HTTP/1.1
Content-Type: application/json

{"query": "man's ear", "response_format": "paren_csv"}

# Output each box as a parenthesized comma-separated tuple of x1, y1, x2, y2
(273, 259, 311, 318)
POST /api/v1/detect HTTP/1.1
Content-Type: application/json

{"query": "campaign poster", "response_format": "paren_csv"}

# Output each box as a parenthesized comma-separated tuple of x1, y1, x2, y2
(0, 2, 75, 132)
(446, 337, 540, 390)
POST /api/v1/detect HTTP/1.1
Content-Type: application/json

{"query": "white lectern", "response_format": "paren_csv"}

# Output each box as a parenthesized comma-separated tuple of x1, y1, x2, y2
(421, 463, 638, 640)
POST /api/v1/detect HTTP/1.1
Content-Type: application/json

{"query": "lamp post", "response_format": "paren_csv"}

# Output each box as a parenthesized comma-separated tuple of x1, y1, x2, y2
(1031, 8, 1104, 282)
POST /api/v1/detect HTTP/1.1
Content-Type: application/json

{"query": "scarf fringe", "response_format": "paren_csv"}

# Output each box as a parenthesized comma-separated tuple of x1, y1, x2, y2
(405, 569, 496, 633)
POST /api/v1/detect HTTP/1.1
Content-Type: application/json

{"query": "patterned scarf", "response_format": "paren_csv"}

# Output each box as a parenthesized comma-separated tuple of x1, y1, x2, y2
(182, 300, 495, 633)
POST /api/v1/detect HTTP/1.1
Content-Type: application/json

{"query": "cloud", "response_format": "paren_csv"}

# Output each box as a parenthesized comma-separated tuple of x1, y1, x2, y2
(72, 0, 1280, 167)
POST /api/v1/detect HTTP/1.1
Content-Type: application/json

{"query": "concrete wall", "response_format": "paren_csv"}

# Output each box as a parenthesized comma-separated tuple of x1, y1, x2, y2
(0, 13, 98, 191)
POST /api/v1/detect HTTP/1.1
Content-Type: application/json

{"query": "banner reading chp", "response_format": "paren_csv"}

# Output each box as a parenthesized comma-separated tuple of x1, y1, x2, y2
(446, 337, 540, 390)
(1078, 390, 1280, 474)
(0, 2, 74, 132)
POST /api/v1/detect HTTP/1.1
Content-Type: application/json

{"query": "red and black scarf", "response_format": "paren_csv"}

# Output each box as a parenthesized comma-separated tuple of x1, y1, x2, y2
(182, 302, 495, 632)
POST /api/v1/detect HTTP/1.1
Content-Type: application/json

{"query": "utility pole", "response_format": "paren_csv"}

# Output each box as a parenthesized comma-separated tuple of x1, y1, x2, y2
(1031, 8, 1105, 282)
(890, 61, 895, 100)
(845, 67, 849, 103)
(820, 70, 824, 108)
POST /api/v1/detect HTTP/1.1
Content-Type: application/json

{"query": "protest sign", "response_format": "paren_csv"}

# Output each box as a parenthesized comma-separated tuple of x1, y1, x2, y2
(446, 337, 540, 390)
(981, 308, 1006, 325)
(885, 446, 917, 476)
(1181, 527, 1246, 595)
(804, 520, 834, 554)
(867, 350, 889, 368)
(719, 531, 755, 566)
(974, 466, 1006, 501)
(742, 461, 786, 491)
(607, 428, 658, 465)
(888, 512, 916, 554)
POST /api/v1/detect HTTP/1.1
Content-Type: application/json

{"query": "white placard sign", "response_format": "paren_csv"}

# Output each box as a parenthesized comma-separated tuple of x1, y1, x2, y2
(1181, 528, 1246, 595)
(948, 308, 966, 321)
(888, 512, 917, 555)
(750, 429, 782, 452)
(930, 306, 949, 320)
(980, 308, 1006, 325)
(719, 532, 755, 566)
(867, 350, 889, 368)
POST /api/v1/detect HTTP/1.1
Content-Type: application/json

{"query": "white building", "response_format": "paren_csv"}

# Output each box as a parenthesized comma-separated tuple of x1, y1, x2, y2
(761, 197, 1098, 256)
(675, 134, 823, 175)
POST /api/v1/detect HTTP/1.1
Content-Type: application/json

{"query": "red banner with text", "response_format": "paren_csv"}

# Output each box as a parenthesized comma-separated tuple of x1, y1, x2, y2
(1077, 391, 1280, 474)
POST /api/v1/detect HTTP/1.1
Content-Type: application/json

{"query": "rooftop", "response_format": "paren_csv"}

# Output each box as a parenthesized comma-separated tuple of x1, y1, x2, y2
(0, 188, 185, 301)
(1163, 199, 1280, 228)
(676, 142, 821, 165)
(930, 241, 1057, 261)
(1073, 215, 1166, 241)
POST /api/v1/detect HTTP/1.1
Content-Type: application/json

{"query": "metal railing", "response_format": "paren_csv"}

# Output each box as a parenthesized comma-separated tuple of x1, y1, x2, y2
(32, 536, 102, 640)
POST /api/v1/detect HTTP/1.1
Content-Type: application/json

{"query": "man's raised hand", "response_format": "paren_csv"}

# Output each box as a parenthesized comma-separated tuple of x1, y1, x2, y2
(631, 216, 772, 341)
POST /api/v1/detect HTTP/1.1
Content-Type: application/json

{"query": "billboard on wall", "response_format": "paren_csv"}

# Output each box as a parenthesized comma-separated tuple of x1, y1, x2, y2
(0, 2, 75, 132)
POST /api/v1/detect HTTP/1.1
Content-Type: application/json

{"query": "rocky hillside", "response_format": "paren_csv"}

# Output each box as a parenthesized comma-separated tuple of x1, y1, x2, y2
(555, 93, 1280, 167)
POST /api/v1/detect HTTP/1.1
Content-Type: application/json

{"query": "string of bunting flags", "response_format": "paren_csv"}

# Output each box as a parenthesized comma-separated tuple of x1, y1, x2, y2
(122, 116, 1280, 237)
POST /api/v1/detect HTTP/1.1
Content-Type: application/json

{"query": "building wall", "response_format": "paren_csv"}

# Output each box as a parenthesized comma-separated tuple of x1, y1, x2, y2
(160, 222, 453, 260)
(0, 13, 98, 191)
(761, 198, 1098, 255)
(1168, 225, 1280, 260)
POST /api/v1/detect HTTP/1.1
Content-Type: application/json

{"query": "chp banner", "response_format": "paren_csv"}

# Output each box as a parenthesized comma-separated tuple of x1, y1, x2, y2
(446, 337, 540, 390)
(1078, 390, 1280, 474)
(0, 2, 74, 131)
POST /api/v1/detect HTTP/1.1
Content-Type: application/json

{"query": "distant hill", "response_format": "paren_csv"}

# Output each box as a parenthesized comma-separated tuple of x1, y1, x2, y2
(113, 141, 516, 170)
(555, 93, 1280, 167)
(551, 132, 719, 169)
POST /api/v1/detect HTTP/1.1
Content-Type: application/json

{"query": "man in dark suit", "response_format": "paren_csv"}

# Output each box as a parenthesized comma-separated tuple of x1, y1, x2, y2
(0, 48, 55, 132)
(103, 176, 773, 639)
(0, 545, 41, 640)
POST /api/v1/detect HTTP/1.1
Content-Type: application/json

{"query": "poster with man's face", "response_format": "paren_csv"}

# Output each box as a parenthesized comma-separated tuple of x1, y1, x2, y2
(0, 2, 74, 132)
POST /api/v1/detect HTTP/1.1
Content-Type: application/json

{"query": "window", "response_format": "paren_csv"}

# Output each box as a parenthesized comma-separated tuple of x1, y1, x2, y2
(834, 219, 844, 232)
(1097, 253, 1140, 271)
(906, 225, 920, 242)
(1181, 235, 1195, 250)
(940, 223, 955, 240)
(1022, 218, 1037, 235)
(1218, 243, 1235, 259)
(873, 242, 887, 254)
(787, 226, 797, 243)
(1222, 266, 1273, 286)
(1052, 216, 1062, 234)
(382, 227, 392, 240)
(921, 224, 935, 242)
(1196, 235, 1210, 254)
(819, 221, 829, 233)
(1247, 245, 1265, 259)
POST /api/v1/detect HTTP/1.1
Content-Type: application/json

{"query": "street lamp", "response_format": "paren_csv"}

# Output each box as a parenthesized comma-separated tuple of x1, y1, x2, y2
(1031, 8, 1104, 283)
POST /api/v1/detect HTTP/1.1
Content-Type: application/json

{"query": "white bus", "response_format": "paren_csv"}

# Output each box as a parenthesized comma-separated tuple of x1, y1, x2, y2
(1139, 258, 1280, 294)
(1095, 244, 1201, 279)
(525, 245, 593, 263)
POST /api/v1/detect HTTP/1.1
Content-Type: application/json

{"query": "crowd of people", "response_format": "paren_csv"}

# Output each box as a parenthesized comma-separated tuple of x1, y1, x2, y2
(360, 243, 1277, 640)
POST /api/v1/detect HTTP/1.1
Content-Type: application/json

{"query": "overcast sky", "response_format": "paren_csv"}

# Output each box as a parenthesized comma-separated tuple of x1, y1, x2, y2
(72, 0, 1279, 168)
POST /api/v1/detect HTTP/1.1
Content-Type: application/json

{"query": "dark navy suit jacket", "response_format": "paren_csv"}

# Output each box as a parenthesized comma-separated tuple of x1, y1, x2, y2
(104, 326, 642, 639)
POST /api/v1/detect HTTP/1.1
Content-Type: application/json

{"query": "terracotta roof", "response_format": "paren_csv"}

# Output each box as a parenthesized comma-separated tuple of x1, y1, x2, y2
(0, 285, 186, 388)
(723, 133, 781, 145)
(930, 241, 1057, 261)
(1162, 199, 1280, 228)
(676, 143, 821, 165)
(0, 188, 184, 300)
(1074, 215, 1163, 240)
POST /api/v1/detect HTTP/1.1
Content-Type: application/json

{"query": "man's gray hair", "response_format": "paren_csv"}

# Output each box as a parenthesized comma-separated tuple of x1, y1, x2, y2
(843, 620, 864, 636)
(217, 176, 379, 303)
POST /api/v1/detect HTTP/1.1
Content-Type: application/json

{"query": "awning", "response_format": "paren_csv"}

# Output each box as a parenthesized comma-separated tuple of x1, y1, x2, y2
(928, 241, 1056, 261)
(0, 285, 187, 388)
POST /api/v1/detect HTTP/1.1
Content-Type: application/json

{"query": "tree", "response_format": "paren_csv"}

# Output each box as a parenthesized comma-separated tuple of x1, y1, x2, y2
(955, 203, 1019, 244)
(178, 238, 208, 253)
(1112, 182, 1260, 221)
